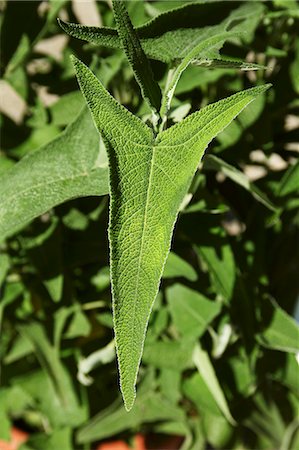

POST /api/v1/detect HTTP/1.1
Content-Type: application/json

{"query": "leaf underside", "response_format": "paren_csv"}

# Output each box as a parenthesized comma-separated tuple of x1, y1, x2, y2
(72, 55, 270, 410)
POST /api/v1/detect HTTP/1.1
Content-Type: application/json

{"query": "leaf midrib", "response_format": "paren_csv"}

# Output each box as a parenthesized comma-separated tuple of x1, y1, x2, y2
(128, 135, 156, 383)
(0, 169, 102, 209)
(126, 95, 251, 359)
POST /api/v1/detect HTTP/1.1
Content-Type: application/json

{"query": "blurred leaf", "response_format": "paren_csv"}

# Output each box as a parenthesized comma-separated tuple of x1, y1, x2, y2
(163, 252, 197, 281)
(26, 427, 72, 450)
(0, 253, 10, 288)
(193, 58, 265, 71)
(204, 154, 277, 211)
(290, 38, 299, 94)
(203, 412, 234, 448)
(49, 91, 84, 127)
(257, 299, 299, 353)
(4, 334, 34, 364)
(20, 218, 63, 302)
(18, 323, 86, 427)
(64, 307, 91, 339)
(143, 340, 194, 370)
(77, 389, 185, 443)
(167, 284, 221, 339)
(277, 162, 299, 197)
(197, 230, 236, 302)
(183, 372, 222, 417)
(0, 392, 11, 440)
(0, 108, 109, 242)
(0, 282, 23, 329)
(4, 34, 30, 77)
(192, 344, 236, 425)
(159, 368, 181, 404)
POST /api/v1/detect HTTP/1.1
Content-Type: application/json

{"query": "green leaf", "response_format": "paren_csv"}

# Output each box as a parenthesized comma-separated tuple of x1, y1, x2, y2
(290, 38, 299, 94)
(18, 323, 85, 426)
(112, 0, 161, 115)
(257, 300, 299, 353)
(0, 254, 10, 288)
(163, 252, 197, 281)
(192, 344, 236, 425)
(160, 28, 241, 118)
(26, 428, 72, 450)
(277, 162, 299, 197)
(203, 154, 278, 212)
(72, 54, 270, 410)
(64, 307, 91, 339)
(183, 372, 223, 418)
(193, 58, 265, 71)
(143, 340, 194, 370)
(167, 284, 221, 339)
(77, 389, 185, 444)
(59, 2, 264, 63)
(197, 230, 236, 301)
(0, 108, 109, 242)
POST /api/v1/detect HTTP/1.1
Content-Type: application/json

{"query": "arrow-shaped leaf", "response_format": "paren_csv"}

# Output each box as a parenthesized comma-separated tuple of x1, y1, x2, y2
(72, 55, 270, 410)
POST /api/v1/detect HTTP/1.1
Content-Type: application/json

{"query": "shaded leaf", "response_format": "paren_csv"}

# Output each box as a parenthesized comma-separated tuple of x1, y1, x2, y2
(203, 154, 277, 211)
(112, 0, 161, 114)
(193, 344, 236, 425)
(77, 389, 185, 444)
(257, 300, 299, 353)
(18, 323, 85, 426)
(59, 3, 264, 63)
(163, 252, 197, 281)
(0, 108, 109, 242)
(167, 284, 221, 339)
(277, 161, 299, 197)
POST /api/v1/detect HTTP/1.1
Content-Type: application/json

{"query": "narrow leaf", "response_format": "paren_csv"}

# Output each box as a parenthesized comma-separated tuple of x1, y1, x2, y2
(0, 108, 109, 242)
(18, 323, 85, 426)
(72, 55, 270, 410)
(58, 2, 264, 64)
(257, 299, 299, 353)
(203, 154, 278, 212)
(167, 284, 221, 339)
(112, 0, 161, 114)
(193, 344, 236, 425)
(193, 58, 265, 71)
(277, 161, 299, 197)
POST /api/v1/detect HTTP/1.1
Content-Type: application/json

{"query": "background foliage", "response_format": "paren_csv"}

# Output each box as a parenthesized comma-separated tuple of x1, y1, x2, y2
(0, 1, 299, 449)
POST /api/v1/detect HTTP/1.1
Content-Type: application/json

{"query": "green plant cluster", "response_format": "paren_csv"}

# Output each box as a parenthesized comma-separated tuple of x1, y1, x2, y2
(1, 1, 299, 449)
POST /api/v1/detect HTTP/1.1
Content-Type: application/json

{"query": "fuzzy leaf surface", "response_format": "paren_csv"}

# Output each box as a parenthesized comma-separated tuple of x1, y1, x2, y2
(0, 108, 109, 242)
(112, 0, 161, 113)
(72, 55, 270, 410)
(59, 2, 264, 63)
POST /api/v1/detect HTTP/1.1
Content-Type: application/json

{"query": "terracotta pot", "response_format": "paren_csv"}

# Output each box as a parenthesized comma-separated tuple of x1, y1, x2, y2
(0, 427, 29, 450)
(97, 433, 145, 450)
(97, 433, 183, 450)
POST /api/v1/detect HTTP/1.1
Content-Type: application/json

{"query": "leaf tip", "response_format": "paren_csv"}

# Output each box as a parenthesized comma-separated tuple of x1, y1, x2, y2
(123, 390, 136, 412)
(57, 17, 66, 30)
(119, 369, 137, 411)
